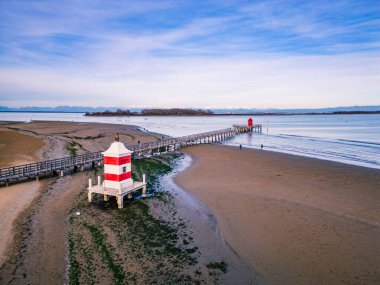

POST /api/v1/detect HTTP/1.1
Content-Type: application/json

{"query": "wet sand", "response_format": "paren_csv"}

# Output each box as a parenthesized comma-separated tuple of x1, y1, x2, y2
(0, 174, 90, 284)
(175, 144, 380, 285)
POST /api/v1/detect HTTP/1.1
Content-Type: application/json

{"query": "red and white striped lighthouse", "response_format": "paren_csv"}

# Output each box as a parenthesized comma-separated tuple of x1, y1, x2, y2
(102, 134, 133, 192)
(88, 133, 146, 209)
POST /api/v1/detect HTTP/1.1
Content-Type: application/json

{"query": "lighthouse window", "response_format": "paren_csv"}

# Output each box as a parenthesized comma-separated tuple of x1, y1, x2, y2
(122, 166, 126, 173)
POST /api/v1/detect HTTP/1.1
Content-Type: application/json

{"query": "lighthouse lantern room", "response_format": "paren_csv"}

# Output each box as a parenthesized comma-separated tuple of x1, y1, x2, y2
(87, 134, 147, 209)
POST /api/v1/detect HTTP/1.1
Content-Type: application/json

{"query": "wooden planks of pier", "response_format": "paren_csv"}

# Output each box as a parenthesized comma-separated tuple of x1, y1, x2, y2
(0, 124, 262, 186)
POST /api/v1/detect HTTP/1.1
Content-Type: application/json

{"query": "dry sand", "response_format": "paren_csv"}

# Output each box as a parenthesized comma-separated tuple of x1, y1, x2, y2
(5, 120, 165, 160)
(0, 130, 45, 267)
(175, 144, 380, 285)
(0, 130, 44, 168)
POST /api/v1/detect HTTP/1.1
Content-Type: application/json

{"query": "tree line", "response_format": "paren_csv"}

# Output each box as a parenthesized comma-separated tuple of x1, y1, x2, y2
(85, 108, 214, 116)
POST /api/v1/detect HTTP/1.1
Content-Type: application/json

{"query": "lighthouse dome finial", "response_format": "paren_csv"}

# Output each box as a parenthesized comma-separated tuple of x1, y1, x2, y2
(115, 133, 120, 142)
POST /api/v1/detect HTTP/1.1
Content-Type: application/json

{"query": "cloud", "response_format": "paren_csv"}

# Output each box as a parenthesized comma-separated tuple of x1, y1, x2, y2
(1, 52, 379, 108)
(0, 0, 379, 107)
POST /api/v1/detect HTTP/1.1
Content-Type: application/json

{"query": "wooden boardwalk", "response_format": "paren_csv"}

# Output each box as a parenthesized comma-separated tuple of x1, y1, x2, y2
(0, 124, 261, 186)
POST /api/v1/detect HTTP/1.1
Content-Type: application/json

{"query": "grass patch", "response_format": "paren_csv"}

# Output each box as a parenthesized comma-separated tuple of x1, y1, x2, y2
(124, 133, 135, 140)
(113, 200, 197, 264)
(63, 134, 105, 140)
(68, 234, 81, 285)
(206, 261, 228, 273)
(7, 127, 39, 135)
(66, 140, 82, 156)
(131, 156, 177, 189)
(84, 223, 126, 285)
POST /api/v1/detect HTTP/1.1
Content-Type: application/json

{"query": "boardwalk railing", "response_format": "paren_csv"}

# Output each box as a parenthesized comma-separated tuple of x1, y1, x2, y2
(0, 124, 261, 186)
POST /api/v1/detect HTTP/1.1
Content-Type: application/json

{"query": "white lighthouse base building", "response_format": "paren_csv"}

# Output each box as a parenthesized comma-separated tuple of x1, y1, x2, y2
(87, 175, 146, 209)
(87, 134, 147, 209)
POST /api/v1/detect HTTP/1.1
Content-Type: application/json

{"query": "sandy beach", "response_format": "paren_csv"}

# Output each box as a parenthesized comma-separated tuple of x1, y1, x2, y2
(1, 120, 379, 284)
(175, 144, 380, 285)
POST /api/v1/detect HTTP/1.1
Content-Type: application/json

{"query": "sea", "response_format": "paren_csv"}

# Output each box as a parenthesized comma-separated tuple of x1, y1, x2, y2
(1, 112, 380, 169)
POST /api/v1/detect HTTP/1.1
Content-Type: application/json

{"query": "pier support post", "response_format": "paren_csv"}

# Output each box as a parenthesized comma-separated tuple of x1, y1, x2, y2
(142, 186, 146, 198)
(142, 174, 147, 198)
(60, 169, 64, 177)
(104, 194, 109, 202)
(97, 175, 101, 186)
(89, 178, 92, 188)
(36, 176, 39, 182)
(117, 196, 123, 209)
(80, 165, 84, 171)
(88, 191, 93, 203)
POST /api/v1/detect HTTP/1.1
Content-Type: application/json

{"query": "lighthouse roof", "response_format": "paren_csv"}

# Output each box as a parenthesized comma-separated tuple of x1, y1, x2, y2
(102, 141, 133, 157)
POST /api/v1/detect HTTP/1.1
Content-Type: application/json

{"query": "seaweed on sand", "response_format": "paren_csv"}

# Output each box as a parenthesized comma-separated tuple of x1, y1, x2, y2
(67, 155, 227, 284)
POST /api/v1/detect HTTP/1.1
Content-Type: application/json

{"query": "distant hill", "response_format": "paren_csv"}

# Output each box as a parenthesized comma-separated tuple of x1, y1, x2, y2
(1, 105, 379, 114)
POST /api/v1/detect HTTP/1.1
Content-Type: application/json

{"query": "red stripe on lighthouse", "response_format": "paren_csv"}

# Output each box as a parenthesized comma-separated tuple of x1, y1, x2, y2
(104, 172, 131, 181)
(104, 155, 131, 165)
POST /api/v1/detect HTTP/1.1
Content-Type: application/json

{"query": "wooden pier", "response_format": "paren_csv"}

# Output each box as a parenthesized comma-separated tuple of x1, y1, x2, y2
(0, 124, 262, 186)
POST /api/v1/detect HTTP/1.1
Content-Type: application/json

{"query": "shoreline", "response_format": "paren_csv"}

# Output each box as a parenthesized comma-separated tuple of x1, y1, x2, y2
(174, 144, 380, 284)
(164, 154, 260, 284)
(2, 121, 379, 172)
(226, 140, 380, 171)
(1, 121, 243, 284)
(1, 120, 379, 284)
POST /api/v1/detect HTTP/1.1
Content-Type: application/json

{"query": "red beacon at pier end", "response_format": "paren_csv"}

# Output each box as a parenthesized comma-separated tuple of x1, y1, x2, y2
(248, 118, 253, 127)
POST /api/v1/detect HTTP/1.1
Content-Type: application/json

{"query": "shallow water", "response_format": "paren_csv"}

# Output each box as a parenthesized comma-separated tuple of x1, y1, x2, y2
(2, 112, 380, 169)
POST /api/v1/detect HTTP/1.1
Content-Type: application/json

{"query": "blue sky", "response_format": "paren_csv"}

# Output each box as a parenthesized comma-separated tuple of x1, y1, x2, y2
(0, 0, 379, 108)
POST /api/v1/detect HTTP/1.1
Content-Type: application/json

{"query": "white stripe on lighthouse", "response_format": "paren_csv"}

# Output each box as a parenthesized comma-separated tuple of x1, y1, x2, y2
(104, 164, 131, 175)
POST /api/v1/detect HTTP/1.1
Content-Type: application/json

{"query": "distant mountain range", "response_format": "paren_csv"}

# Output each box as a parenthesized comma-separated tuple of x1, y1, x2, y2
(212, 106, 380, 114)
(0, 105, 380, 114)
(0, 106, 132, 113)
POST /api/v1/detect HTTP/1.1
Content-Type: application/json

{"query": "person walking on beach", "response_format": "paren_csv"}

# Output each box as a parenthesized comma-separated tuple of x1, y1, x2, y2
(239, 144, 242, 150)
(261, 144, 264, 150)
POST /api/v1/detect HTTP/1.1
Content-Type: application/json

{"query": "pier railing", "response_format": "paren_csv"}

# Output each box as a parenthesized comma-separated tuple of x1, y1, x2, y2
(0, 124, 262, 185)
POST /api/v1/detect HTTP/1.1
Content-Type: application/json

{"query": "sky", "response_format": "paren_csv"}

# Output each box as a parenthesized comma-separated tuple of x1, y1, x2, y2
(0, 0, 379, 109)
